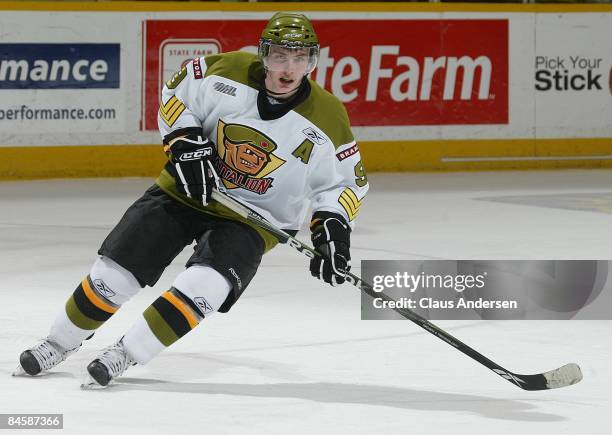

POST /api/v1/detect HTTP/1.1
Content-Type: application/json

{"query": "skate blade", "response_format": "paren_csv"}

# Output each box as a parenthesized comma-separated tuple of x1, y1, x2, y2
(80, 373, 111, 390)
(12, 365, 26, 377)
(80, 379, 106, 390)
(81, 374, 102, 390)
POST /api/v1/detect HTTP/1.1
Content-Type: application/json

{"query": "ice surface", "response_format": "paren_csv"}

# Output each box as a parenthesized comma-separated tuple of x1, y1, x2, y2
(1, 171, 611, 434)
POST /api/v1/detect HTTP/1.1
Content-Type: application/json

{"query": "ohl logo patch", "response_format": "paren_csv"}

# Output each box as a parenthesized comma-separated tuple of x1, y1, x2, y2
(215, 120, 285, 194)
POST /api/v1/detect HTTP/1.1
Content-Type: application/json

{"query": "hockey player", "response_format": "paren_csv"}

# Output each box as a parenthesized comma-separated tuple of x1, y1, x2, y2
(15, 12, 368, 387)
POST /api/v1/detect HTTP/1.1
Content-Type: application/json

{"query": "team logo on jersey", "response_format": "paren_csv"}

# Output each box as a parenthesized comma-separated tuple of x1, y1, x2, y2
(214, 120, 285, 194)
(302, 127, 327, 145)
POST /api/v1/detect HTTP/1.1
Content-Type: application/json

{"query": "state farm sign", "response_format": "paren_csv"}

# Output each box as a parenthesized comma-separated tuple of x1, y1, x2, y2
(142, 19, 508, 130)
(317, 47, 493, 102)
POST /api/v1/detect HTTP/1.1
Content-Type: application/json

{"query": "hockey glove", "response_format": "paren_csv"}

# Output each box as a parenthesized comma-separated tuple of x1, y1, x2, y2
(167, 135, 219, 205)
(310, 212, 351, 286)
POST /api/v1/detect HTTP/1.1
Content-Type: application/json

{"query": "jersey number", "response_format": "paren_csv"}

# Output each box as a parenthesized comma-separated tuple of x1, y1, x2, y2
(166, 66, 187, 89)
(354, 160, 368, 187)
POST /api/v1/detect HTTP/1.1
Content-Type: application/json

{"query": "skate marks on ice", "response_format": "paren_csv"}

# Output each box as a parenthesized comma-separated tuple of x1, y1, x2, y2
(477, 192, 612, 215)
(209, 322, 483, 355)
(106, 379, 568, 422)
(75, 349, 571, 422)
(7, 368, 76, 380)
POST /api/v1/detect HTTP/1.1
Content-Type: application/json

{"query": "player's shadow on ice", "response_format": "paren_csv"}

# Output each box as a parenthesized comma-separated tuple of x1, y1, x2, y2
(113, 379, 565, 422)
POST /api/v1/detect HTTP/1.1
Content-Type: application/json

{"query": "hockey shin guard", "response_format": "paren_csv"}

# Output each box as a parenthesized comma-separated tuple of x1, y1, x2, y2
(49, 257, 142, 350)
(122, 266, 231, 364)
(65, 275, 119, 330)
(122, 288, 204, 364)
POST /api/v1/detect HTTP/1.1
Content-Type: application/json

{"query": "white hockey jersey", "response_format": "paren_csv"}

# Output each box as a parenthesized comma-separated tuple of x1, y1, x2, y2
(156, 51, 368, 238)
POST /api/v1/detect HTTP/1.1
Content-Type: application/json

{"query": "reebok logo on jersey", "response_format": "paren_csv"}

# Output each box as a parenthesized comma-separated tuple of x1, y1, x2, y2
(193, 297, 214, 316)
(336, 143, 359, 161)
(93, 279, 116, 299)
(178, 147, 213, 161)
(302, 127, 327, 145)
(213, 81, 237, 97)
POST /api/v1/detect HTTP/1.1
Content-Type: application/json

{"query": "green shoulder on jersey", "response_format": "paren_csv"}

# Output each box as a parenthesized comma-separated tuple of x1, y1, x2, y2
(204, 51, 264, 91)
(294, 81, 354, 150)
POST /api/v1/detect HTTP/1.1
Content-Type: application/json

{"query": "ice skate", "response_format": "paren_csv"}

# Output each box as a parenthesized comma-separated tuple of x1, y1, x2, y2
(13, 338, 79, 376)
(82, 339, 135, 388)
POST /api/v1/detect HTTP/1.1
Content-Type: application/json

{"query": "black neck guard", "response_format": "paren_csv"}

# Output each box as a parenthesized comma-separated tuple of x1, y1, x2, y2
(257, 77, 311, 121)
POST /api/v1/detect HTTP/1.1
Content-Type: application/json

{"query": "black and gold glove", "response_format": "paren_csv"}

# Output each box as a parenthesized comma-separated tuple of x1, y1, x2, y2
(310, 211, 351, 286)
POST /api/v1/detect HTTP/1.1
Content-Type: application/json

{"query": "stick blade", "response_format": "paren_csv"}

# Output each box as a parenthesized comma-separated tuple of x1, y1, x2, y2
(542, 363, 583, 390)
(506, 363, 582, 391)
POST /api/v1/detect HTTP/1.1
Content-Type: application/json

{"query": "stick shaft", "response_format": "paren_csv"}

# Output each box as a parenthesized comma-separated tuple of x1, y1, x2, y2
(210, 190, 573, 390)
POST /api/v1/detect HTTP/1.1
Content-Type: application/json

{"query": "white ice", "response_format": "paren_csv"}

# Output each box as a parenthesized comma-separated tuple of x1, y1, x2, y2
(1, 171, 611, 434)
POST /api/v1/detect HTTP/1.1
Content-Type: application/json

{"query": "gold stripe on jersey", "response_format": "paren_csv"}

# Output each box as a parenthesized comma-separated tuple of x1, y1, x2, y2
(159, 96, 186, 127)
(338, 187, 363, 221)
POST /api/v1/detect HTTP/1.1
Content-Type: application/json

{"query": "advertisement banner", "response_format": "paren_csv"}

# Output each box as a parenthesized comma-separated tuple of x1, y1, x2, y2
(0, 43, 119, 89)
(0, 40, 123, 134)
(142, 19, 508, 130)
(533, 13, 612, 138)
(0, 6, 609, 175)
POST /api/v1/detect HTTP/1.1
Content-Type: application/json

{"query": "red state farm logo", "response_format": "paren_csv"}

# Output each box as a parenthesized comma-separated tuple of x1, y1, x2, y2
(364, 50, 493, 102)
(311, 19, 508, 126)
(143, 19, 507, 129)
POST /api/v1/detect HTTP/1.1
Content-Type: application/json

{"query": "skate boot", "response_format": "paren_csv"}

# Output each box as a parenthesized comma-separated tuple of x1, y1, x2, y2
(14, 338, 79, 376)
(84, 340, 135, 387)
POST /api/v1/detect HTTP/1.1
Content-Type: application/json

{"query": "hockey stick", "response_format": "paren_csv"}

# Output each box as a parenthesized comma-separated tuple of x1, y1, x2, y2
(210, 189, 583, 391)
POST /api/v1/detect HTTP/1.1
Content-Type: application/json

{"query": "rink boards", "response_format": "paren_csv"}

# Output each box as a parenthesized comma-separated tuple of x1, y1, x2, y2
(0, 2, 610, 178)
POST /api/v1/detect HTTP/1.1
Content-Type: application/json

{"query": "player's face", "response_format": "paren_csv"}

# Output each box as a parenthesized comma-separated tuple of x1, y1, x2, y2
(264, 46, 310, 97)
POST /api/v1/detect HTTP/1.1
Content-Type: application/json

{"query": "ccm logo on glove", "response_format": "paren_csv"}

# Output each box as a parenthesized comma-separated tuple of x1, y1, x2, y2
(178, 148, 213, 161)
